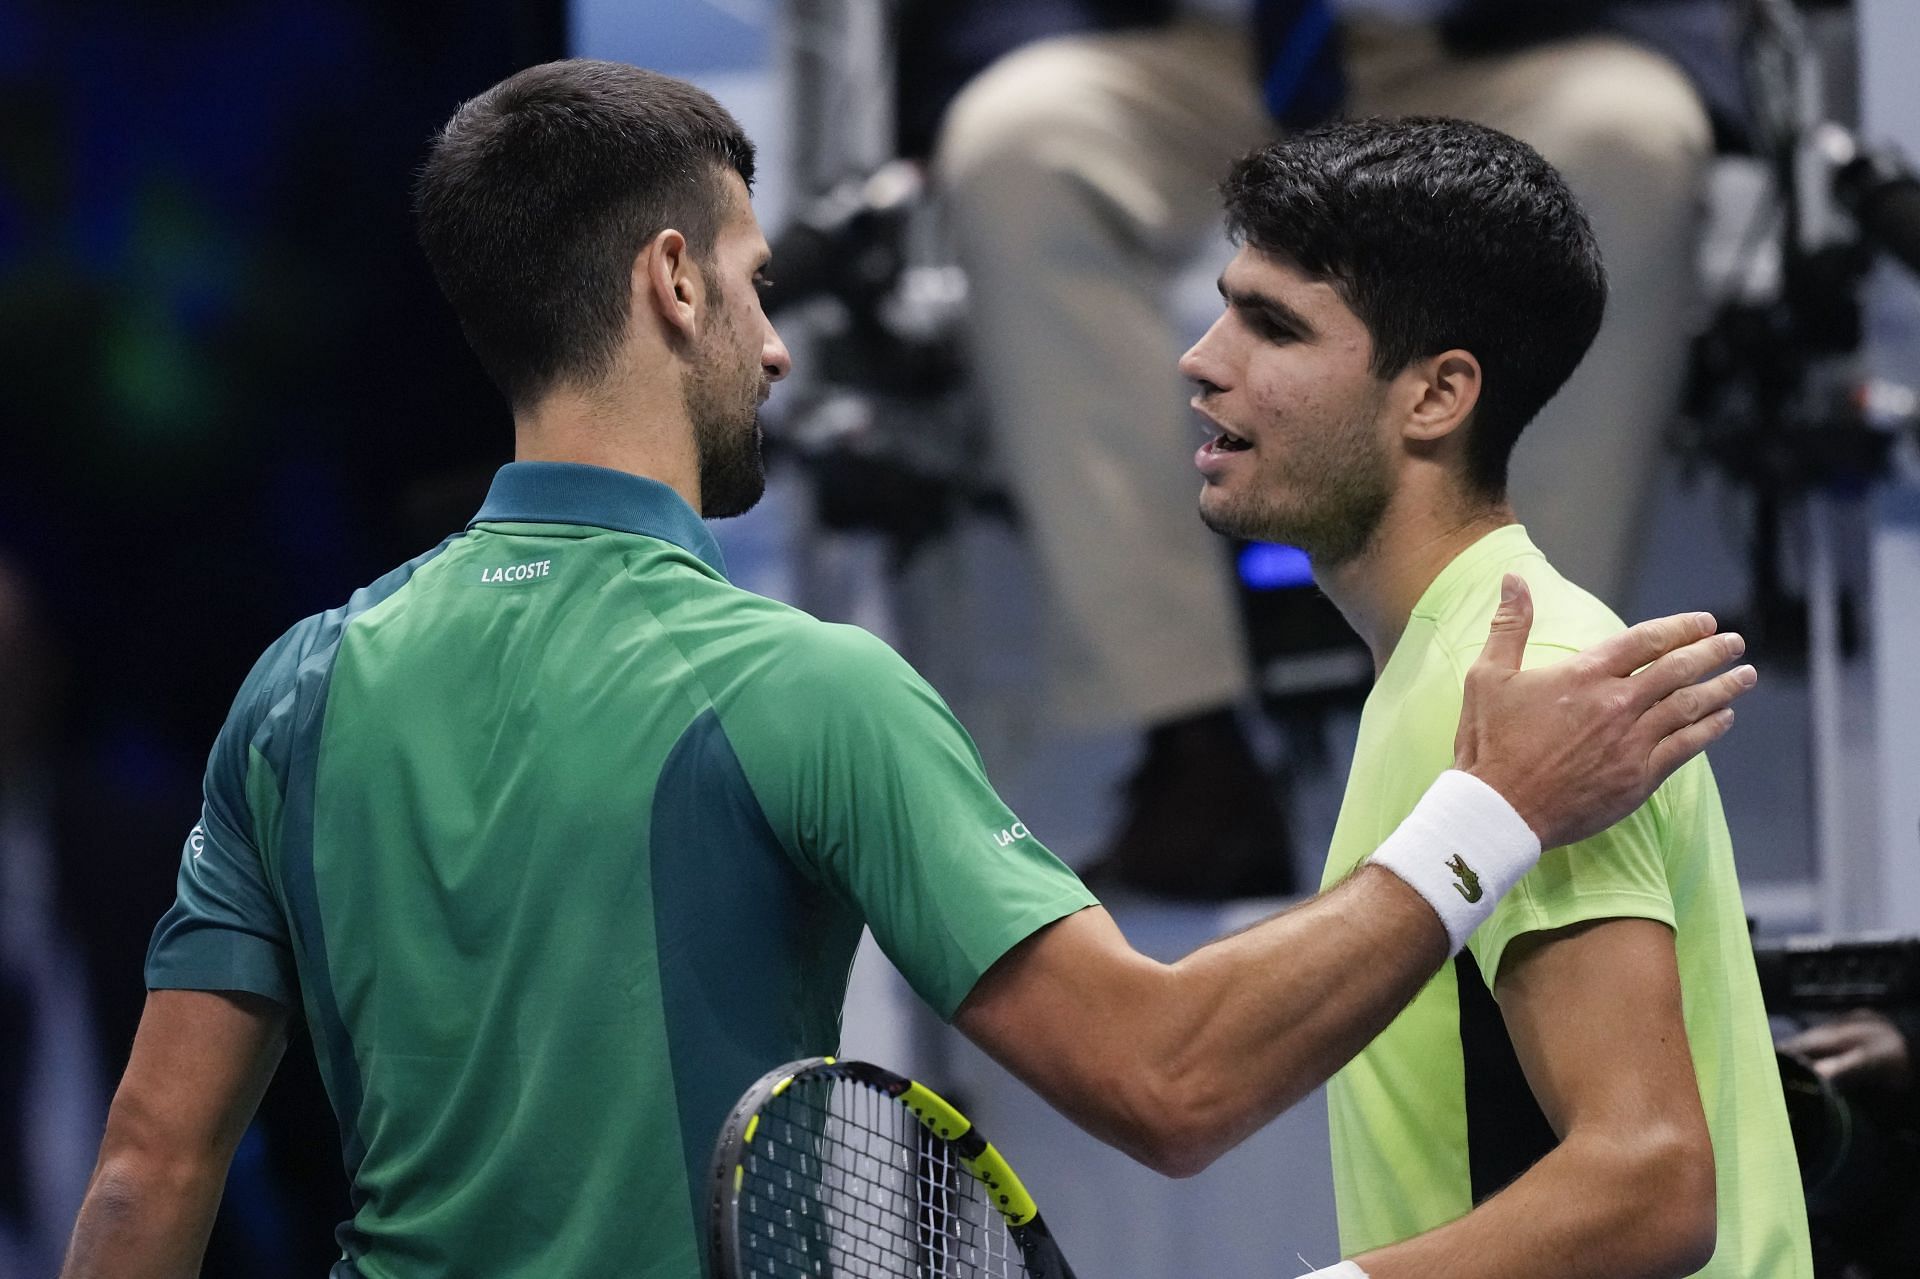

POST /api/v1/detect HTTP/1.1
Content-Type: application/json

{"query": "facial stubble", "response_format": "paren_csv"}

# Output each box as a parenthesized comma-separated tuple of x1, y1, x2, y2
(684, 308, 769, 520)
(1198, 392, 1395, 568)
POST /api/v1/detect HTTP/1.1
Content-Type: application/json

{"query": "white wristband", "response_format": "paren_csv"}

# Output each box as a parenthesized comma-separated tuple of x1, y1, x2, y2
(1366, 769, 1541, 953)
(1297, 1262, 1369, 1278)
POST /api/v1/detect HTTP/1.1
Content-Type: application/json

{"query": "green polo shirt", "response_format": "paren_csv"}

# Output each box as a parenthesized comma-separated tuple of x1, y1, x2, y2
(146, 461, 1098, 1278)
(1319, 524, 1810, 1274)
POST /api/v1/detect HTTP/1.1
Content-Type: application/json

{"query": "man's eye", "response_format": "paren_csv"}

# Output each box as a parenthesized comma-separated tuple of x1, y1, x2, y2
(1253, 316, 1294, 341)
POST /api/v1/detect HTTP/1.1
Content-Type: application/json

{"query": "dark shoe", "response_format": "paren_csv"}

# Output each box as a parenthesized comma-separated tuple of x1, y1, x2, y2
(1083, 706, 1296, 901)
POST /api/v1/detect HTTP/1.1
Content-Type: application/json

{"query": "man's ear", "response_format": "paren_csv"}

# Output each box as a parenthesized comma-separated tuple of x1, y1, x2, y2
(638, 228, 702, 345)
(1402, 350, 1483, 444)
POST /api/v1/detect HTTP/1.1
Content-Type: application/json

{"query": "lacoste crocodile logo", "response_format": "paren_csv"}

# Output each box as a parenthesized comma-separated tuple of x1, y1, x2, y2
(1446, 854, 1483, 903)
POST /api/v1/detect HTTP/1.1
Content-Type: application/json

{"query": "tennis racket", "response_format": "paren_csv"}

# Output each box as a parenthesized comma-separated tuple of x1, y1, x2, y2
(708, 1056, 1078, 1279)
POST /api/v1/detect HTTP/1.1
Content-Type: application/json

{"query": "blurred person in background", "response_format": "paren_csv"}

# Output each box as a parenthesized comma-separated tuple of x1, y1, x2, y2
(909, 0, 1742, 895)
(0, 557, 105, 1278)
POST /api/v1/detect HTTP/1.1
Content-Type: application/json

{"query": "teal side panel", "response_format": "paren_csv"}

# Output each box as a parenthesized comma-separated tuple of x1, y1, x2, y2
(255, 539, 456, 1261)
(650, 708, 865, 1273)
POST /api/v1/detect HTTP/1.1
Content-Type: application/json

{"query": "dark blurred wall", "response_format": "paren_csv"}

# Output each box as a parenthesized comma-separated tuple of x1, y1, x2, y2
(0, 1, 562, 1272)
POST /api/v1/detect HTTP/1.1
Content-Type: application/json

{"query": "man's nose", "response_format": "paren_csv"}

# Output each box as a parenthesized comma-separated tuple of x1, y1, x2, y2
(1179, 319, 1229, 389)
(763, 326, 793, 382)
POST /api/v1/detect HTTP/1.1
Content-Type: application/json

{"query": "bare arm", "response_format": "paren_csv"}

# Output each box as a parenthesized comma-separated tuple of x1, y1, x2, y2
(957, 867, 1446, 1176)
(61, 989, 289, 1279)
(955, 579, 1753, 1175)
(1354, 918, 1717, 1279)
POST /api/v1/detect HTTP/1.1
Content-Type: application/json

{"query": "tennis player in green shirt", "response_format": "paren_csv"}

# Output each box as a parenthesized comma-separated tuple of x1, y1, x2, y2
(1186, 117, 1812, 1278)
(63, 66, 1759, 1278)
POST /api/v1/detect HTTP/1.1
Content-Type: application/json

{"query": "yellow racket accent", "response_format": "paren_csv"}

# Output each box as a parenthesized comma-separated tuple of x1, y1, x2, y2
(743, 1115, 759, 1145)
(900, 1080, 972, 1142)
(734, 1164, 743, 1192)
(960, 1141, 1039, 1227)
(898, 1081, 1038, 1226)
(771, 1074, 795, 1098)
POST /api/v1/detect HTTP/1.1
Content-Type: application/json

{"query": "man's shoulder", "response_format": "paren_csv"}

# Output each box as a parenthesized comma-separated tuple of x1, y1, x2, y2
(671, 584, 936, 734)
(673, 577, 910, 679)
(230, 537, 462, 740)
(1432, 554, 1626, 675)
(1357, 551, 1623, 769)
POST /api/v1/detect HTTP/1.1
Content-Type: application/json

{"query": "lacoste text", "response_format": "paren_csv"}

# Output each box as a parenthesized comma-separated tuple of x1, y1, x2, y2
(481, 560, 553, 584)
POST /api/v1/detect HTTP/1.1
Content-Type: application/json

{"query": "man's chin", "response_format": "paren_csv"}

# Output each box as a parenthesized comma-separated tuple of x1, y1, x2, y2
(1198, 491, 1276, 543)
(702, 468, 766, 521)
(696, 412, 770, 519)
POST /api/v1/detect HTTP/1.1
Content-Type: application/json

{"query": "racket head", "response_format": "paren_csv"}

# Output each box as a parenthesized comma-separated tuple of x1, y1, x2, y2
(707, 1057, 1074, 1279)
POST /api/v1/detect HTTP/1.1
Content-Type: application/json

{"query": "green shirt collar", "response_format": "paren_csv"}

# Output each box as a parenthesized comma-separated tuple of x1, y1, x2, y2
(469, 462, 729, 579)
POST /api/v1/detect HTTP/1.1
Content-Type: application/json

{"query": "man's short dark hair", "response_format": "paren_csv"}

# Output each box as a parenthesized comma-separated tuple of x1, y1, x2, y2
(414, 59, 755, 409)
(1220, 117, 1606, 496)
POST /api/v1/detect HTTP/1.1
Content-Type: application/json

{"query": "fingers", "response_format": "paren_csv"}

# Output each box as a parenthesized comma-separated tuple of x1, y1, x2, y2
(1627, 630, 1748, 714)
(1779, 1023, 1857, 1058)
(1781, 1015, 1912, 1087)
(1470, 574, 1533, 673)
(1642, 660, 1758, 744)
(1808, 1048, 1871, 1081)
(1644, 706, 1737, 786)
(1584, 610, 1719, 680)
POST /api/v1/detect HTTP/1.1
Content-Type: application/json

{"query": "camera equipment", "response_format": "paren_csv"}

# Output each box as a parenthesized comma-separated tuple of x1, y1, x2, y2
(1679, 0, 1920, 657)
(758, 161, 998, 554)
(1757, 934, 1920, 1008)
(1759, 935, 1920, 1277)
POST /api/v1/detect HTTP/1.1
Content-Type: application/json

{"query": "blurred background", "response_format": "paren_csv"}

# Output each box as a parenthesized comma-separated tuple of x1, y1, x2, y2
(3, 0, 1920, 1274)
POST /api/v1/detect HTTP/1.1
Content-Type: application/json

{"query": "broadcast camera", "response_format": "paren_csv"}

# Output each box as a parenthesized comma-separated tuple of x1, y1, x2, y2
(1759, 936, 1920, 1276)
(1678, 0, 1920, 656)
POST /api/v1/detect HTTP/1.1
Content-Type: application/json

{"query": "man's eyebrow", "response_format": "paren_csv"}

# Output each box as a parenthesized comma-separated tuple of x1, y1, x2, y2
(1215, 275, 1317, 338)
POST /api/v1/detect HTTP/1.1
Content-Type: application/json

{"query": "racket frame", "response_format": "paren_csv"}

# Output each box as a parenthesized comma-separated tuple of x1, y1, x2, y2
(708, 1056, 1077, 1279)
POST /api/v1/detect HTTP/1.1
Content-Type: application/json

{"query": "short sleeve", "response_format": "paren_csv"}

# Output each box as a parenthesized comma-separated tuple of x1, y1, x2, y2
(1449, 640, 1679, 987)
(722, 623, 1099, 1020)
(1466, 766, 1677, 987)
(145, 634, 303, 1007)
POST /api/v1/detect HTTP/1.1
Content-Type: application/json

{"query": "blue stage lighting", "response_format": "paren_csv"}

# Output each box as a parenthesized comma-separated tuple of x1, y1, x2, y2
(1237, 542, 1315, 591)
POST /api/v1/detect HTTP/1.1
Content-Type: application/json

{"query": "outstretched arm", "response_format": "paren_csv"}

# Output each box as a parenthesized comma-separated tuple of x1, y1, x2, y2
(955, 577, 1753, 1175)
(61, 989, 289, 1279)
(1351, 918, 1716, 1279)
(957, 867, 1449, 1175)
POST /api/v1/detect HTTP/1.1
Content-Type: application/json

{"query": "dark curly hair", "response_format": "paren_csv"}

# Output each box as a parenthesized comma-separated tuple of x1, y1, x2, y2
(1221, 116, 1606, 496)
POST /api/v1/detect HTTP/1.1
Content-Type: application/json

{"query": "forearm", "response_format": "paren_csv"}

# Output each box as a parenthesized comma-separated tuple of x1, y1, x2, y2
(964, 775, 1539, 1175)
(963, 867, 1450, 1177)
(1135, 772, 1551, 1164)
(61, 1150, 228, 1279)
(1144, 867, 1449, 1165)
(1353, 1126, 1716, 1279)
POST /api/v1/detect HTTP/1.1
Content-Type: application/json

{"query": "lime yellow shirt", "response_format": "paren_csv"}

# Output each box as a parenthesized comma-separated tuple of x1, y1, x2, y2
(1320, 524, 1811, 1275)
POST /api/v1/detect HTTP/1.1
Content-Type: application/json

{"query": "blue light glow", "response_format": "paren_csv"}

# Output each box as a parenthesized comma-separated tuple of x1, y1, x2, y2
(1238, 541, 1314, 591)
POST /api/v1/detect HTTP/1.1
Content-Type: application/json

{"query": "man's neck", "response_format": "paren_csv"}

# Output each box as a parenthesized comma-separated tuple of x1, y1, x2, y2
(1316, 485, 1514, 675)
(511, 371, 702, 511)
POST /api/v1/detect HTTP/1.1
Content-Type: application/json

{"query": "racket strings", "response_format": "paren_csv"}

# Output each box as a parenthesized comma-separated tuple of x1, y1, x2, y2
(733, 1077, 1025, 1278)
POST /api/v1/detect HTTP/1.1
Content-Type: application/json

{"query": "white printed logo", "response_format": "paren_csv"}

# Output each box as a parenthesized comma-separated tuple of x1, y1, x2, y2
(188, 824, 207, 860)
(479, 559, 554, 584)
(992, 821, 1031, 848)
